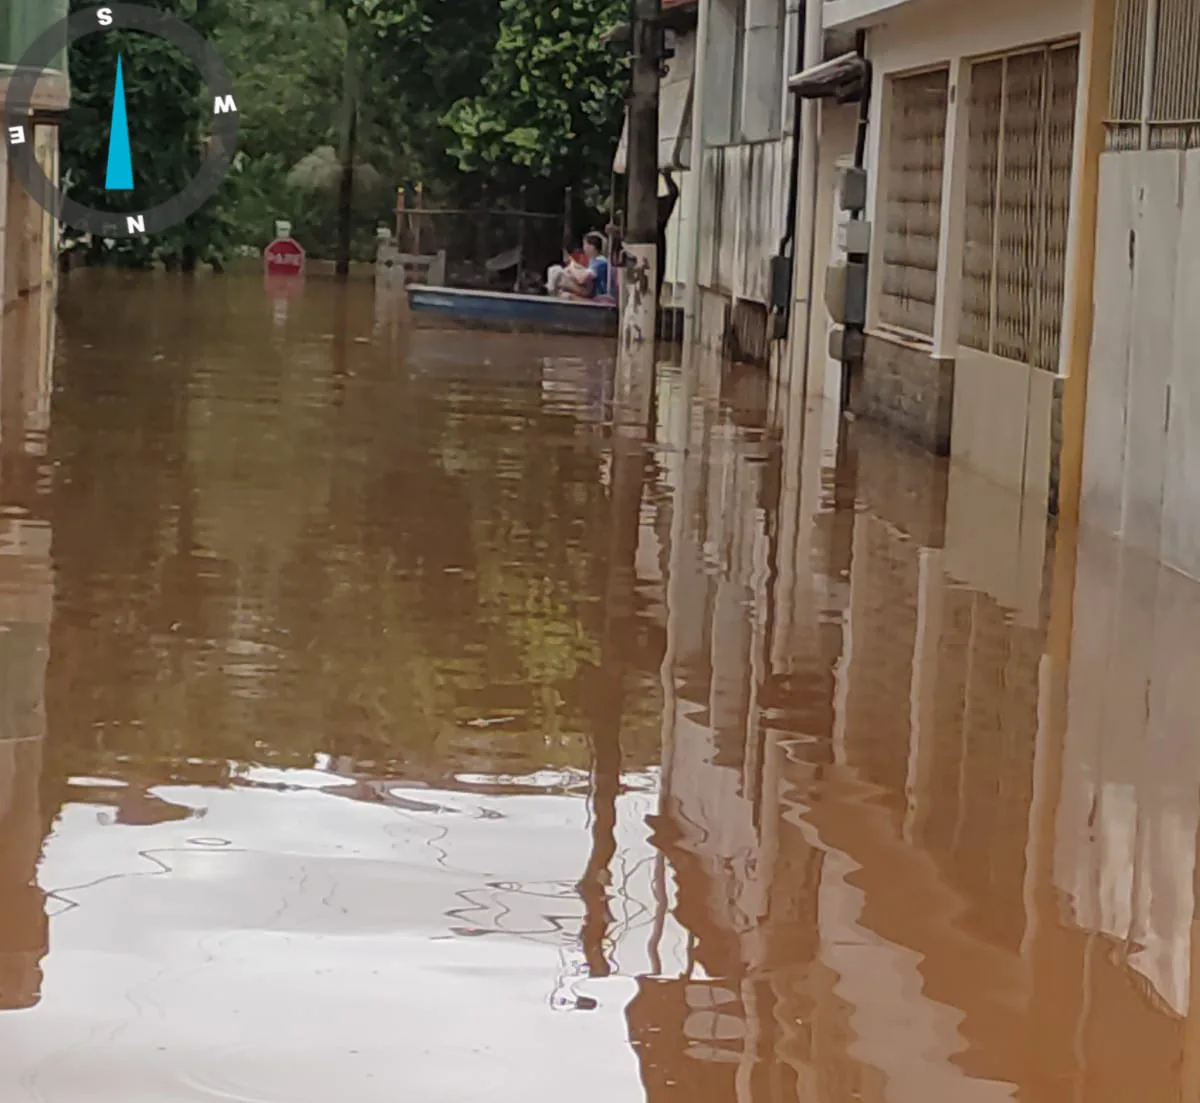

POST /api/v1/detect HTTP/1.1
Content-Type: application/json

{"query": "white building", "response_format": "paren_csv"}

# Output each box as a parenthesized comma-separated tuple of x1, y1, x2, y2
(617, 0, 811, 362)
(652, 0, 1200, 554)
(649, 0, 1118, 515)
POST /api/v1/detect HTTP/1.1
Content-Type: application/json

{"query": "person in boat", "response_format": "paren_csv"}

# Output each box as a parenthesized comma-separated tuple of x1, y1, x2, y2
(545, 232, 612, 300)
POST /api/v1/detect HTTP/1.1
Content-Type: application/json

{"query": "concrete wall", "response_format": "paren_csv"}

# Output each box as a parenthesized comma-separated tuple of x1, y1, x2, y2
(1080, 149, 1200, 582)
(697, 138, 791, 304)
(850, 333, 954, 454)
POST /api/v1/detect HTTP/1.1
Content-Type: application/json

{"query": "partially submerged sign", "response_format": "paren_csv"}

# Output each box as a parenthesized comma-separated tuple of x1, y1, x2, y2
(264, 221, 305, 276)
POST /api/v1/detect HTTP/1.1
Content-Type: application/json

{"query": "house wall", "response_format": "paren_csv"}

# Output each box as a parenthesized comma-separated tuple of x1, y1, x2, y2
(697, 140, 791, 304)
(801, 0, 1088, 509)
(1075, 0, 1200, 582)
(663, 0, 797, 364)
(1081, 150, 1200, 582)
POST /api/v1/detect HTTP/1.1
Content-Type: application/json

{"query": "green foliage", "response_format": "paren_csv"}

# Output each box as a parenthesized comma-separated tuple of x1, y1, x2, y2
(58, 0, 628, 264)
(441, 0, 627, 211)
(61, 0, 227, 266)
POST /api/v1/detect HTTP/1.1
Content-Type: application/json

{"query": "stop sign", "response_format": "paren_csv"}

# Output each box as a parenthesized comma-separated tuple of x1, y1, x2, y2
(264, 236, 305, 276)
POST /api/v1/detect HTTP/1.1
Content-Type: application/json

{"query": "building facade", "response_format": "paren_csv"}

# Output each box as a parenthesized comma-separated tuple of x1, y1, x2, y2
(616, 0, 804, 363)
(652, 0, 1187, 544)
(805, 0, 1092, 517)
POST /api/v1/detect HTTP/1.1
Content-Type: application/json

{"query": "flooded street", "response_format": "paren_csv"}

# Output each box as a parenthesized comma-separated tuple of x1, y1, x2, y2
(1, 271, 1199, 1101)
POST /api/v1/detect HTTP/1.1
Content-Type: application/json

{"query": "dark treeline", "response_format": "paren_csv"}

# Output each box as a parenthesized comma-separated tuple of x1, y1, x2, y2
(61, 0, 629, 268)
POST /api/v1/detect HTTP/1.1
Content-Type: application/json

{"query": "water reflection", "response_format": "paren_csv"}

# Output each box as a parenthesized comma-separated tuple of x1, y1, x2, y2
(0, 287, 55, 1011)
(2, 271, 1200, 1100)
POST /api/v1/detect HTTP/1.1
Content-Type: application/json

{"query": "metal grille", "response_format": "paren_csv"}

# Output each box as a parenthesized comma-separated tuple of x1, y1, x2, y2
(1109, 0, 1148, 147)
(1107, 0, 1200, 150)
(959, 43, 1080, 372)
(1038, 47, 1079, 376)
(879, 68, 949, 338)
(1150, 0, 1200, 147)
(960, 60, 1002, 352)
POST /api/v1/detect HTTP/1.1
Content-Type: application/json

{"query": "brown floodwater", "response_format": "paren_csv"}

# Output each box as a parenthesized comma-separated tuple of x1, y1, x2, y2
(0, 270, 1198, 1101)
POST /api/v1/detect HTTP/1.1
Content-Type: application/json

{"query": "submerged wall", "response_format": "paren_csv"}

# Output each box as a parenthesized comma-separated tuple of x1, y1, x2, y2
(1080, 149, 1200, 581)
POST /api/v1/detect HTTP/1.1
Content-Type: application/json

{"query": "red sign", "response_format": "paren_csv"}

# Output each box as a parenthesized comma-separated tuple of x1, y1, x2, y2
(264, 236, 305, 276)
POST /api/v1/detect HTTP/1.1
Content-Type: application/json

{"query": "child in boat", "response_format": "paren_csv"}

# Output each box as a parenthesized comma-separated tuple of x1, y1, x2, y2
(546, 232, 611, 300)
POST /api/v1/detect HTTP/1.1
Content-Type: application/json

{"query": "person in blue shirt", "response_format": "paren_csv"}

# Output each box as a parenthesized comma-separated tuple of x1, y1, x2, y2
(580, 232, 611, 298)
(545, 232, 612, 300)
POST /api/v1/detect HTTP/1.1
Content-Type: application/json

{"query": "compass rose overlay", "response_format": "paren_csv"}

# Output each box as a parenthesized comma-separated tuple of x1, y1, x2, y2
(4, 4, 239, 238)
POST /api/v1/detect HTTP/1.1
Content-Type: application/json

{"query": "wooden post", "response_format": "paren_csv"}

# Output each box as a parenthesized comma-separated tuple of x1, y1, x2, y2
(615, 0, 662, 435)
(1056, 0, 1116, 525)
(394, 187, 405, 248)
(413, 182, 424, 255)
(515, 185, 527, 292)
(562, 186, 574, 254)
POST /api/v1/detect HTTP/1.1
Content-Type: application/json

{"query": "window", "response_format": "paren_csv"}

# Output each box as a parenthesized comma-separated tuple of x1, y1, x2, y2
(959, 43, 1079, 373)
(738, 0, 786, 141)
(1108, 0, 1200, 150)
(704, 0, 747, 145)
(705, 0, 788, 146)
(878, 69, 950, 338)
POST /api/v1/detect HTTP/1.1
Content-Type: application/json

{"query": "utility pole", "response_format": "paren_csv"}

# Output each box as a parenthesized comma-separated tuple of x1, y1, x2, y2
(615, 0, 662, 435)
(334, 9, 358, 280)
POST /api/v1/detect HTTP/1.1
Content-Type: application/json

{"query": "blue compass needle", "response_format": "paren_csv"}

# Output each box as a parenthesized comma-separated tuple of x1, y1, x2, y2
(105, 55, 134, 191)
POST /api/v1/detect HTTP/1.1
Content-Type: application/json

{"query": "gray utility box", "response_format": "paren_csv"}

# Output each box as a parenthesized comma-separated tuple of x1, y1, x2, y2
(837, 166, 868, 214)
(838, 218, 871, 257)
(824, 259, 868, 328)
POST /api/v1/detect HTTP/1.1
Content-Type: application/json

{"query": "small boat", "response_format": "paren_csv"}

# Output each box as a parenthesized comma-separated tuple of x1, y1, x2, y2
(406, 284, 618, 338)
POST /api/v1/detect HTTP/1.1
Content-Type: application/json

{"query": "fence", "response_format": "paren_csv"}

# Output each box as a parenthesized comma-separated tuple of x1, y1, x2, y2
(394, 206, 571, 293)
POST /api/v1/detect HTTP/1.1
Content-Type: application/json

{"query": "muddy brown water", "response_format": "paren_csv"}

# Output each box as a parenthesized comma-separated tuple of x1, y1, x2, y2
(0, 270, 1197, 1101)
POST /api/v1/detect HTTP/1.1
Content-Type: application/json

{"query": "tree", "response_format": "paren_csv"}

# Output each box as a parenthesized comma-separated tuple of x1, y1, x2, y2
(441, 0, 628, 212)
(60, 0, 231, 268)
(58, 0, 629, 263)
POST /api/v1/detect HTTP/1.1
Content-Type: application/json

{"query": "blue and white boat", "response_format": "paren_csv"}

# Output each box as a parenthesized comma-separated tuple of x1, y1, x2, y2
(405, 284, 619, 338)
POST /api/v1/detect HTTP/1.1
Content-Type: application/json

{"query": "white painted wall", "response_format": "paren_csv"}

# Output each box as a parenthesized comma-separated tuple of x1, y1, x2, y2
(1081, 148, 1200, 582)
(698, 141, 791, 303)
(662, 167, 695, 302)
